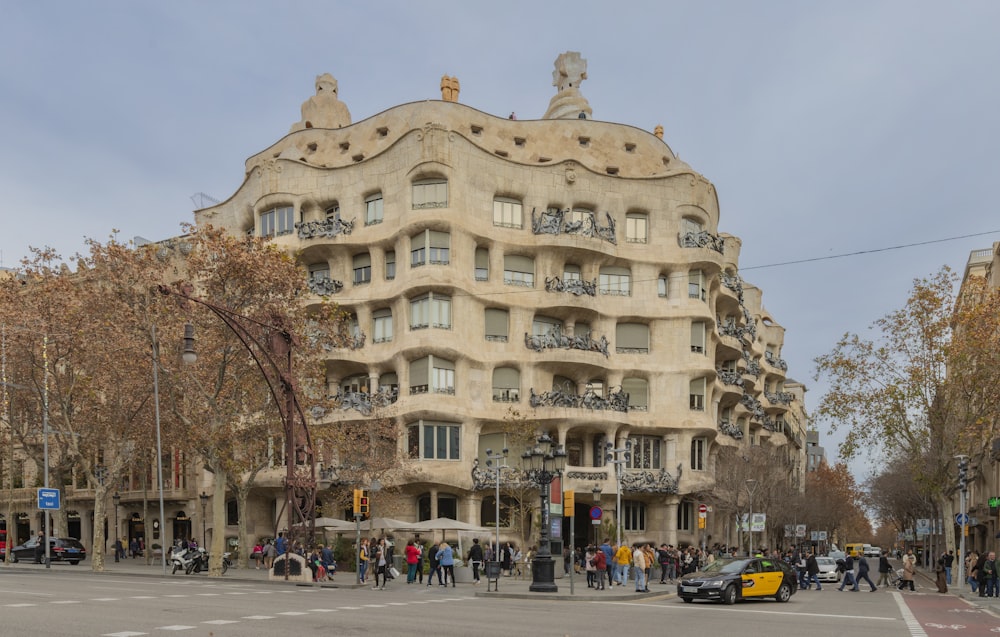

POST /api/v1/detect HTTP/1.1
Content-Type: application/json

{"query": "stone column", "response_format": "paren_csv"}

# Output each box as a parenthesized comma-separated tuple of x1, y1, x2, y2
(466, 494, 482, 527)
(429, 488, 439, 520)
(664, 495, 680, 548)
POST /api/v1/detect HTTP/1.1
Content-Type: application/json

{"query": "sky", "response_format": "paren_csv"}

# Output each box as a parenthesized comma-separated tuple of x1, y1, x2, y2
(3, 1, 999, 478)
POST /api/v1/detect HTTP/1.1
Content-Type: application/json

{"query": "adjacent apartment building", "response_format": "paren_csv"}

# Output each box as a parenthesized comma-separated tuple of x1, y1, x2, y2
(190, 52, 806, 551)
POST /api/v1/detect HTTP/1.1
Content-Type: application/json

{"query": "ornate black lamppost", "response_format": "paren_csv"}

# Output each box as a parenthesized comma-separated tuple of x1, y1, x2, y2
(112, 492, 121, 563)
(199, 492, 209, 548)
(522, 433, 567, 593)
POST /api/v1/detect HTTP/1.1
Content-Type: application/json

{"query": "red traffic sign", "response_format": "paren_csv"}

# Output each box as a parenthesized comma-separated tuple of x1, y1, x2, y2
(589, 506, 603, 520)
(698, 503, 708, 514)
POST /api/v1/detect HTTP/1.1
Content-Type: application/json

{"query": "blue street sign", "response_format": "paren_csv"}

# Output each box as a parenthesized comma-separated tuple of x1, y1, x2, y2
(955, 512, 969, 525)
(38, 488, 61, 510)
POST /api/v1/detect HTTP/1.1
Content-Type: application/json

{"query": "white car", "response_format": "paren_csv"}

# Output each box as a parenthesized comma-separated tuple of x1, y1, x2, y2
(815, 556, 842, 583)
(864, 546, 881, 558)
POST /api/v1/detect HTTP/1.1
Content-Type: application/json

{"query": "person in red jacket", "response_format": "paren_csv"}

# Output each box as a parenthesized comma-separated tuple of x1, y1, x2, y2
(405, 539, 421, 583)
(593, 548, 607, 590)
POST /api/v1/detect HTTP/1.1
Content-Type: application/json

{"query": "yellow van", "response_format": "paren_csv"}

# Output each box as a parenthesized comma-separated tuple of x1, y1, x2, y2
(845, 543, 865, 558)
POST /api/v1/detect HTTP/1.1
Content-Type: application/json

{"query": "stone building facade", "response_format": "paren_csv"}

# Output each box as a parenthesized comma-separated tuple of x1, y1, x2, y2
(195, 53, 807, 551)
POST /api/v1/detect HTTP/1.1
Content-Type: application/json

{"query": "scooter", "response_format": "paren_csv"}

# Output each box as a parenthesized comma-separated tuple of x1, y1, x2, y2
(170, 547, 198, 575)
(185, 547, 209, 574)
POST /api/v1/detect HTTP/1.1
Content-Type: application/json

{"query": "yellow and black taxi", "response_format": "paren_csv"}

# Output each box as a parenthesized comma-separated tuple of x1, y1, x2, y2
(677, 557, 797, 604)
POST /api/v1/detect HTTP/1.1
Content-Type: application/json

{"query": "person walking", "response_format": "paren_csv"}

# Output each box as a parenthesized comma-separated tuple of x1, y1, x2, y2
(614, 543, 632, 586)
(467, 538, 484, 585)
(876, 550, 892, 588)
(436, 542, 456, 587)
(855, 553, 877, 592)
(585, 546, 597, 588)
(372, 538, 389, 590)
(967, 550, 981, 593)
(981, 551, 998, 597)
(935, 554, 949, 593)
(426, 541, 443, 586)
(837, 554, 857, 591)
(944, 550, 955, 585)
(900, 549, 916, 591)
(358, 538, 370, 584)
(804, 551, 822, 590)
(599, 539, 614, 588)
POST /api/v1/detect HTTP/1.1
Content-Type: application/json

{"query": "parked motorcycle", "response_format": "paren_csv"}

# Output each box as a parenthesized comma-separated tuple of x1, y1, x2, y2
(170, 547, 198, 575)
(221, 551, 232, 575)
(185, 547, 209, 574)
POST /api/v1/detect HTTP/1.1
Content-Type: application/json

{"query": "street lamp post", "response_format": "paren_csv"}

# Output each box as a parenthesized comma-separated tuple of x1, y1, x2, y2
(150, 326, 168, 574)
(605, 440, 631, 548)
(522, 433, 567, 593)
(199, 492, 209, 548)
(956, 455, 969, 591)
(745, 479, 759, 556)
(112, 492, 121, 563)
(485, 447, 508, 561)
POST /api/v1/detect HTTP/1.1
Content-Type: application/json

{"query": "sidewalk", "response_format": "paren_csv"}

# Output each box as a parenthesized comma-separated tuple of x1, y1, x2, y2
(910, 562, 1000, 614)
(3, 558, 674, 601)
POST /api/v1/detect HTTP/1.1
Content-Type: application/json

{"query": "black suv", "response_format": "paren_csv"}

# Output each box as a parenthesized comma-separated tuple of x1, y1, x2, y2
(9, 537, 87, 565)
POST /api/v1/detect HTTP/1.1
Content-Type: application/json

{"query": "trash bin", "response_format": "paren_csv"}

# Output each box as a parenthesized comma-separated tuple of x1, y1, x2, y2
(485, 560, 502, 591)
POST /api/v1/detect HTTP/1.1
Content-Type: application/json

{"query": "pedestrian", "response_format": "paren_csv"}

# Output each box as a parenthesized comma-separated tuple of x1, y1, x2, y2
(130, 537, 139, 559)
(320, 543, 335, 579)
(837, 554, 857, 592)
(658, 544, 671, 584)
(585, 545, 597, 588)
(358, 538, 369, 584)
(642, 543, 655, 585)
(981, 551, 998, 597)
(263, 539, 277, 569)
(34, 530, 45, 564)
(426, 541, 443, 586)
(251, 541, 264, 569)
(900, 549, 916, 591)
(876, 550, 892, 588)
(855, 553, 877, 592)
(405, 539, 421, 583)
(415, 541, 424, 584)
(467, 538, 484, 585)
(967, 550, 980, 593)
(593, 546, 607, 590)
(372, 538, 389, 590)
(614, 542, 632, 586)
(436, 541, 456, 587)
(935, 555, 948, 593)
(804, 551, 822, 590)
(275, 532, 287, 556)
(512, 545, 523, 578)
(944, 550, 955, 585)
(599, 538, 614, 587)
(632, 543, 649, 592)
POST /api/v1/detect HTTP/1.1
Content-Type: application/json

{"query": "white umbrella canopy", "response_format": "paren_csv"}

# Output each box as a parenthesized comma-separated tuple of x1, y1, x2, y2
(313, 517, 357, 531)
(359, 517, 418, 532)
(409, 517, 490, 532)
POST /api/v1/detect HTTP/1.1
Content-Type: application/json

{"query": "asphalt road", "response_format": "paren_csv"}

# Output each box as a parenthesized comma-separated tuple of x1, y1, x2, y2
(1, 566, 996, 636)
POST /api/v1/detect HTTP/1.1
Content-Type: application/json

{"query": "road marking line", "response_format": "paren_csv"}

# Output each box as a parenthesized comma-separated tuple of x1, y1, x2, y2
(276, 611, 308, 615)
(307, 608, 339, 612)
(195, 593, 220, 596)
(203, 620, 240, 624)
(102, 632, 147, 636)
(337, 606, 364, 610)
(241, 615, 274, 620)
(163, 594, 188, 598)
(363, 604, 387, 608)
(598, 600, 899, 621)
(156, 626, 196, 631)
(91, 598, 121, 601)
(51, 600, 81, 604)
(892, 591, 928, 637)
(128, 596, 156, 599)
(6, 603, 36, 607)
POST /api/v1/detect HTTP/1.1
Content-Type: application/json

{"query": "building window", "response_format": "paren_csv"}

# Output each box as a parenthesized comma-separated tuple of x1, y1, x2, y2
(485, 308, 509, 342)
(372, 308, 393, 343)
(678, 501, 693, 531)
(689, 269, 706, 301)
(599, 266, 631, 296)
(623, 501, 646, 531)
(411, 230, 450, 267)
(625, 212, 648, 244)
(504, 255, 534, 287)
(691, 321, 706, 354)
(409, 355, 455, 395)
(622, 377, 648, 411)
(492, 367, 520, 402)
(569, 208, 594, 225)
(690, 438, 706, 471)
(475, 247, 489, 281)
(563, 264, 581, 281)
(626, 435, 661, 469)
(308, 262, 330, 282)
(658, 274, 669, 298)
(412, 179, 448, 209)
(682, 217, 704, 235)
(260, 206, 294, 237)
(690, 377, 706, 411)
(532, 315, 563, 337)
(353, 253, 372, 285)
(493, 197, 523, 228)
(379, 372, 398, 395)
(410, 293, 452, 330)
(616, 323, 649, 354)
(407, 421, 461, 460)
(385, 251, 396, 280)
(365, 193, 384, 226)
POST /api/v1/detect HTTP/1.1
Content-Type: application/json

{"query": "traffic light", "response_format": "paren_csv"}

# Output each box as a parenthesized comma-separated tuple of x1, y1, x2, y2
(958, 457, 969, 492)
(359, 490, 370, 517)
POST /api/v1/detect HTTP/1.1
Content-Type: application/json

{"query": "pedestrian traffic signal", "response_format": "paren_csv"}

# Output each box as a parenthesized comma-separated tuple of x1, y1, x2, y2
(359, 490, 370, 516)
